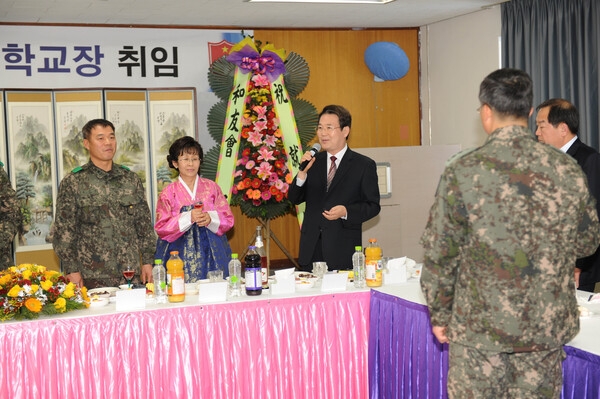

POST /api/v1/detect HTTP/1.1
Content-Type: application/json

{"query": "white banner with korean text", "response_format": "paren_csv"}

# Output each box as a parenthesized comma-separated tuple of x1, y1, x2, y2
(0, 25, 249, 152)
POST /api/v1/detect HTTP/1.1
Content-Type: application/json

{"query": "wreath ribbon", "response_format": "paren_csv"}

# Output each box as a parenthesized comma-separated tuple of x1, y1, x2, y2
(215, 67, 250, 201)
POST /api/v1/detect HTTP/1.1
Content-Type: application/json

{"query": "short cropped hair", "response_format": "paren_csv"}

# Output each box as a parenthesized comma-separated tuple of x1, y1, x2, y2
(478, 68, 533, 119)
(82, 119, 115, 140)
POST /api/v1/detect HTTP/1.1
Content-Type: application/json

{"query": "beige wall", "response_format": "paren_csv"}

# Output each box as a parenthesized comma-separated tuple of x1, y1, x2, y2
(11, 10, 503, 267)
(362, 145, 461, 262)
(420, 6, 502, 150)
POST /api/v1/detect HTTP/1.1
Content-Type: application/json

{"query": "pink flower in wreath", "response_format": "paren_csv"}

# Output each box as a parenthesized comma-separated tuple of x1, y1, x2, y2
(253, 119, 268, 133)
(258, 147, 275, 162)
(253, 105, 268, 119)
(245, 160, 255, 170)
(248, 130, 264, 146)
(261, 191, 272, 201)
(263, 134, 277, 147)
(251, 74, 270, 88)
(257, 162, 273, 180)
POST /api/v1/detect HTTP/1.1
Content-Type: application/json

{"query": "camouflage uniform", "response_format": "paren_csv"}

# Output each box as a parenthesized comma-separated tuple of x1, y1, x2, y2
(0, 163, 20, 269)
(52, 161, 156, 288)
(420, 125, 600, 397)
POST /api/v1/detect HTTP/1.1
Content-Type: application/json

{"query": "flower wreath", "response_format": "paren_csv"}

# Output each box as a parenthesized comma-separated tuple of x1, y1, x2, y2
(203, 35, 317, 221)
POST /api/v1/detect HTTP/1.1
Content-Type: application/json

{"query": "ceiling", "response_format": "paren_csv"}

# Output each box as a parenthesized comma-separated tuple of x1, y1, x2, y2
(0, 0, 509, 29)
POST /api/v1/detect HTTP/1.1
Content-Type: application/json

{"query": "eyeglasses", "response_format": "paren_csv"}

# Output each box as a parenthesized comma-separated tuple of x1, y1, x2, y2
(178, 157, 201, 164)
(316, 125, 341, 133)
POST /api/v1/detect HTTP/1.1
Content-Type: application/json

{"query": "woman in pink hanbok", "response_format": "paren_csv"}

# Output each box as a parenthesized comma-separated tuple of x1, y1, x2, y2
(154, 136, 234, 281)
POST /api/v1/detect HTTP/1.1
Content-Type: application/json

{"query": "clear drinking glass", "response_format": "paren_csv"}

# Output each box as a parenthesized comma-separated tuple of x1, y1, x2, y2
(312, 262, 328, 280)
(208, 270, 223, 282)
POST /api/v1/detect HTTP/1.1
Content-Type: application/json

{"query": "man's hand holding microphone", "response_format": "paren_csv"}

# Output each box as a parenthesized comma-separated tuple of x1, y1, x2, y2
(297, 143, 321, 179)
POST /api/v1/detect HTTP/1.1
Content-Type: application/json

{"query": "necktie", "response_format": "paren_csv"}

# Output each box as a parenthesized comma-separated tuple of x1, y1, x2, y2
(327, 155, 337, 191)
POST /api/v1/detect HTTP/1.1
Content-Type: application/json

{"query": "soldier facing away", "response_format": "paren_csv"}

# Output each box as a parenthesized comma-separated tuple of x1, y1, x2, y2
(52, 119, 156, 289)
(0, 162, 21, 268)
(420, 69, 600, 398)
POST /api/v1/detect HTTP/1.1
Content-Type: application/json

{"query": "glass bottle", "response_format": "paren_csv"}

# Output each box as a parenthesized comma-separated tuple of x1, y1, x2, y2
(244, 246, 262, 296)
(166, 250, 185, 302)
(254, 226, 268, 288)
(228, 253, 242, 297)
(365, 238, 383, 287)
(152, 258, 167, 303)
(352, 246, 366, 288)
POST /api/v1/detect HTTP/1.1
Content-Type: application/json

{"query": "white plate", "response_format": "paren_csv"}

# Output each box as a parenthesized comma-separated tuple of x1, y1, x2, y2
(89, 297, 109, 307)
(295, 272, 317, 280)
(88, 287, 119, 297)
(295, 279, 316, 290)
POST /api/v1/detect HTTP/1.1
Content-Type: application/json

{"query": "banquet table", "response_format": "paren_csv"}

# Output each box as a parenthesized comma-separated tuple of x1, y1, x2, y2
(0, 287, 371, 399)
(3, 279, 599, 399)
(369, 282, 600, 399)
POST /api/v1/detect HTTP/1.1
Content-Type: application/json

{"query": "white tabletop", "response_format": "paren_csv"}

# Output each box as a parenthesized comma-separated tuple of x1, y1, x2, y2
(375, 279, 600, 357)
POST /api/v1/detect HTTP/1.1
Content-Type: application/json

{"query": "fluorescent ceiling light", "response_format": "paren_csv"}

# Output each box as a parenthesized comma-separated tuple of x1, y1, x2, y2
(246, 0, 396, 3)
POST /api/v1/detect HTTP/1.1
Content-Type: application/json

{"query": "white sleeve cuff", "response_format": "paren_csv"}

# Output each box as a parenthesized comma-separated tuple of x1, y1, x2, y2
(179, 211, 193, 232)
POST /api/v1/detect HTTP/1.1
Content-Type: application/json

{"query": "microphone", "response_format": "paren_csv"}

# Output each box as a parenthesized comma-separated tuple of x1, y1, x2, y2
(299, 143, 321, 171)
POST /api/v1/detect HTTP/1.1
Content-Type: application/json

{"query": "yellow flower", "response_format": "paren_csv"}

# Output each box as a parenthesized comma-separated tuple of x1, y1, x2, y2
(35, 265, 47, 273)
(7, 285, 21, 297)
(25, 298, 43, 313)
(44, 270, 59, 280)
(63, 283, 75, 298)
(8, 266, 17, 273)
(40, 280, 53, 291)
(22, 269, 32, 280)
(0, 273, 11, 286)
(30, 284, 39, 293)
(54, 297, 66, 312)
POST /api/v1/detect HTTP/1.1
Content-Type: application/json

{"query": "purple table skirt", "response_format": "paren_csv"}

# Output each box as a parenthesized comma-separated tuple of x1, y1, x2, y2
(368, 290, 600, 399)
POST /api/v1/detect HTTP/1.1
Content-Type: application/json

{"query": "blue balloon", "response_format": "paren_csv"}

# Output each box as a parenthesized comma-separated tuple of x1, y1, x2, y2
(364, 42, 410, 81)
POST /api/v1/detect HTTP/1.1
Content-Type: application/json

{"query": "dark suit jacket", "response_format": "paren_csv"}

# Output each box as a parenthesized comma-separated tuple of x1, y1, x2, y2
(288, 148, 381, 269)
(567, 138, 600, 291)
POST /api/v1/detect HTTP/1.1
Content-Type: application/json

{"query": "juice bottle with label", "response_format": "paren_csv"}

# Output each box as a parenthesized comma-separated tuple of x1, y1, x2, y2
(365, 238, 383, 287)
(166, 250, 185, 302)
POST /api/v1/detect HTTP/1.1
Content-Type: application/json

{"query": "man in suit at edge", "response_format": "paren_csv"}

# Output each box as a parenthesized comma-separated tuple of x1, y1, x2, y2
(288, 104, 381, 271)
(536, 98, 600, 292)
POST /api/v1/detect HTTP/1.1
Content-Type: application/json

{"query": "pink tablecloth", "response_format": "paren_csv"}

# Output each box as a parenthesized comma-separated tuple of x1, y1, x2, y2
(0, 291, 370, 399)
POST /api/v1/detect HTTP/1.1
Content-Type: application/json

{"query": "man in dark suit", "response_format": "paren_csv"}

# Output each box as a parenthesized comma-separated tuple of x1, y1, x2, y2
(288, 104, 381, 271)
(536, 98, 600, 292)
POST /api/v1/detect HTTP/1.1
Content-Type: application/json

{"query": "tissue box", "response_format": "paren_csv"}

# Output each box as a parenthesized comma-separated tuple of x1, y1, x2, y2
(271, 268, 296, 295)
(320, 273, 347, 292)
(198, 281, 228, 303)
(115, 288, 146, 311)
(384, 257, 411, 285)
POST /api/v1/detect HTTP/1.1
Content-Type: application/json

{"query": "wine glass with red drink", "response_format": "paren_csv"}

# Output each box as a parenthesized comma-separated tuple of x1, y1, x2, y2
(123, 265, 135, 289)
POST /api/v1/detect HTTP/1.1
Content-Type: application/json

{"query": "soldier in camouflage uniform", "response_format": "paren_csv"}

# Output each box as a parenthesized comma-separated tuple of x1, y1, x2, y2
(0, 162, 21, 269)
(420, 69, 600, 398)
(52, 119, 156, 289)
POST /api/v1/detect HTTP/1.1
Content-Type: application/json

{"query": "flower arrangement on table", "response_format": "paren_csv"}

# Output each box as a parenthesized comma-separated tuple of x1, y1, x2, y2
(0, 264, 89, 321)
